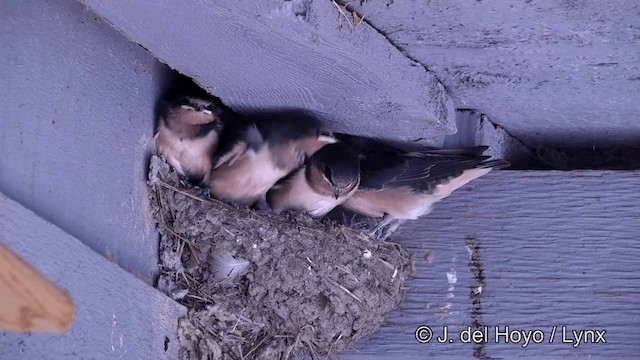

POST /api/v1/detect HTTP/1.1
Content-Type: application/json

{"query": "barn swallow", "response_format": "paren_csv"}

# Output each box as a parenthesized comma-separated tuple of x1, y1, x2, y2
(154, 96, 225, 184)
(207, 110, 337, 205)
(335, 134, 509, 239)
(266, 142, 361, 217)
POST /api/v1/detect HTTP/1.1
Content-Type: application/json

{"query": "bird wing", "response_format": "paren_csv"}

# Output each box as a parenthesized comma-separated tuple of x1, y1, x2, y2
(212, 120, 264, 169)
(331, 133, 510, 192)
(358, 149, 505, 192)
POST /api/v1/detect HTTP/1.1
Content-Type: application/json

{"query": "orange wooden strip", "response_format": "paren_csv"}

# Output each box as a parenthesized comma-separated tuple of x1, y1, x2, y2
(0, 243, 74, 332)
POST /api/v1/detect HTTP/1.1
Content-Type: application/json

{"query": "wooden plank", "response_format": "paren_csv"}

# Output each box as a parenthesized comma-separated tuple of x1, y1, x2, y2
(80, 0, 455, 144)
(444, 110, 535, 168)
(347, 1, 640, 148)
(0, 192, 186, 359)
(0, 0, 162, 285)
(0, 243, 74, 332)
(340, 171, 640, 359)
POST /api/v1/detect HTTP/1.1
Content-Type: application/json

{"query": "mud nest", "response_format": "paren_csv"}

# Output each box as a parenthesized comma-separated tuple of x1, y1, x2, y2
(147, 156, 413, 360)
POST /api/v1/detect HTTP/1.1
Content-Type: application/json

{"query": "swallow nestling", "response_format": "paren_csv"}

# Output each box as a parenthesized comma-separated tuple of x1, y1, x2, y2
(266, 142, 361, 217)
(335, 134, 509, 239)
(207, 111, 337, 206)
(154, 96, 225, 184)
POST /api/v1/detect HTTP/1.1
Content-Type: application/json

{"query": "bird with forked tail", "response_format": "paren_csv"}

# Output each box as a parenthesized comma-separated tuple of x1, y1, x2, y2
(334, 133, 509, 239)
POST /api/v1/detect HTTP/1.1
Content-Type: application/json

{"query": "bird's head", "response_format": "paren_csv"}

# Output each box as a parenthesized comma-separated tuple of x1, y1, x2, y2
(308, 143, 360, 199)
(174, 96, 219, 125)
(158, 96, 225, 138)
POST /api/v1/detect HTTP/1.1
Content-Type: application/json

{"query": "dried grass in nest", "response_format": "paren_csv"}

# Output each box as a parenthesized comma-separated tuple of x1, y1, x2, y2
(147, 155, 413, 360)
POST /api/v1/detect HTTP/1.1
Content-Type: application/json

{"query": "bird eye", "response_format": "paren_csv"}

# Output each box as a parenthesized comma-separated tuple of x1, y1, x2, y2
(323, 166, 332, 182)
(317, 128, 336, 143)
(201, 104, 214, 115)
(319, 128, 333, 137)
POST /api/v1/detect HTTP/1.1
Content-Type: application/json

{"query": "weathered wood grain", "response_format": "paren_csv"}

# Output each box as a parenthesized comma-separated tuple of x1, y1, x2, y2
(0, 243, 74, 332)
(348, 0, 640, 148)
(0, 0, 162, 285)
(0, 193, 186, 359)
(80, 0, 455, 144)
(444, 110, 535, 168)
(341, 171, 640, 359)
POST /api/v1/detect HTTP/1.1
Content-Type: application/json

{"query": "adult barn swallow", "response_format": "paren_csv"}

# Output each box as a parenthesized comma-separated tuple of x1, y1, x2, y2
(208, 110, 337, 205)
(266, 142, 361, 217)
(335, 134, 509, 239)
(154, 96, 224, 184)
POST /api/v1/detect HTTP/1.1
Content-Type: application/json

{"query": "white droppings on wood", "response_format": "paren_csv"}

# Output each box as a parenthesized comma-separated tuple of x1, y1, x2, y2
(341, 171, 640, 359)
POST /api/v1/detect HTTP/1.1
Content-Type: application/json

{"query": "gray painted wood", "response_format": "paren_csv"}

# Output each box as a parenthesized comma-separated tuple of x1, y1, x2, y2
(81, 0, 455, 144)
(340, 171, 640, 359)
(0, 192, 186, 359)
(0, 0, 166, 284)
(444, 110, 535, 168)
(348, 0, 640, 148)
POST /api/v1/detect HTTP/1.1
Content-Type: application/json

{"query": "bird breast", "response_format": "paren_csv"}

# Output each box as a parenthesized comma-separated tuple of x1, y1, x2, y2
(209, 145, 291, 205)
(271, 170, 348, 218)
(155, 123, 218, 182)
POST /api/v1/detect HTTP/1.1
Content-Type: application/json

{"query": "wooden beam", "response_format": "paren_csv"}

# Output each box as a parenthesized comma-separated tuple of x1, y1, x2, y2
(80, 0, 455, 144)
(0, 193, 186, 359)
(345, 1, 640, 148)
(0, 0, 163, 286)
(0, 243, 74, 332)
(340, 171, 640, 359)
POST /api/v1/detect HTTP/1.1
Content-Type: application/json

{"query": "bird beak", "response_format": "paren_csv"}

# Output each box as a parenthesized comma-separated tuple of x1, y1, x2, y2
(333, 187, 341, 199)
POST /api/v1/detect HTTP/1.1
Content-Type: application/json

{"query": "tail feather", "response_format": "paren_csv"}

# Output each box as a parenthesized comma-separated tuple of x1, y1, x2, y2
(478, 159, 511, 170)
(412, 145, 489, 157)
